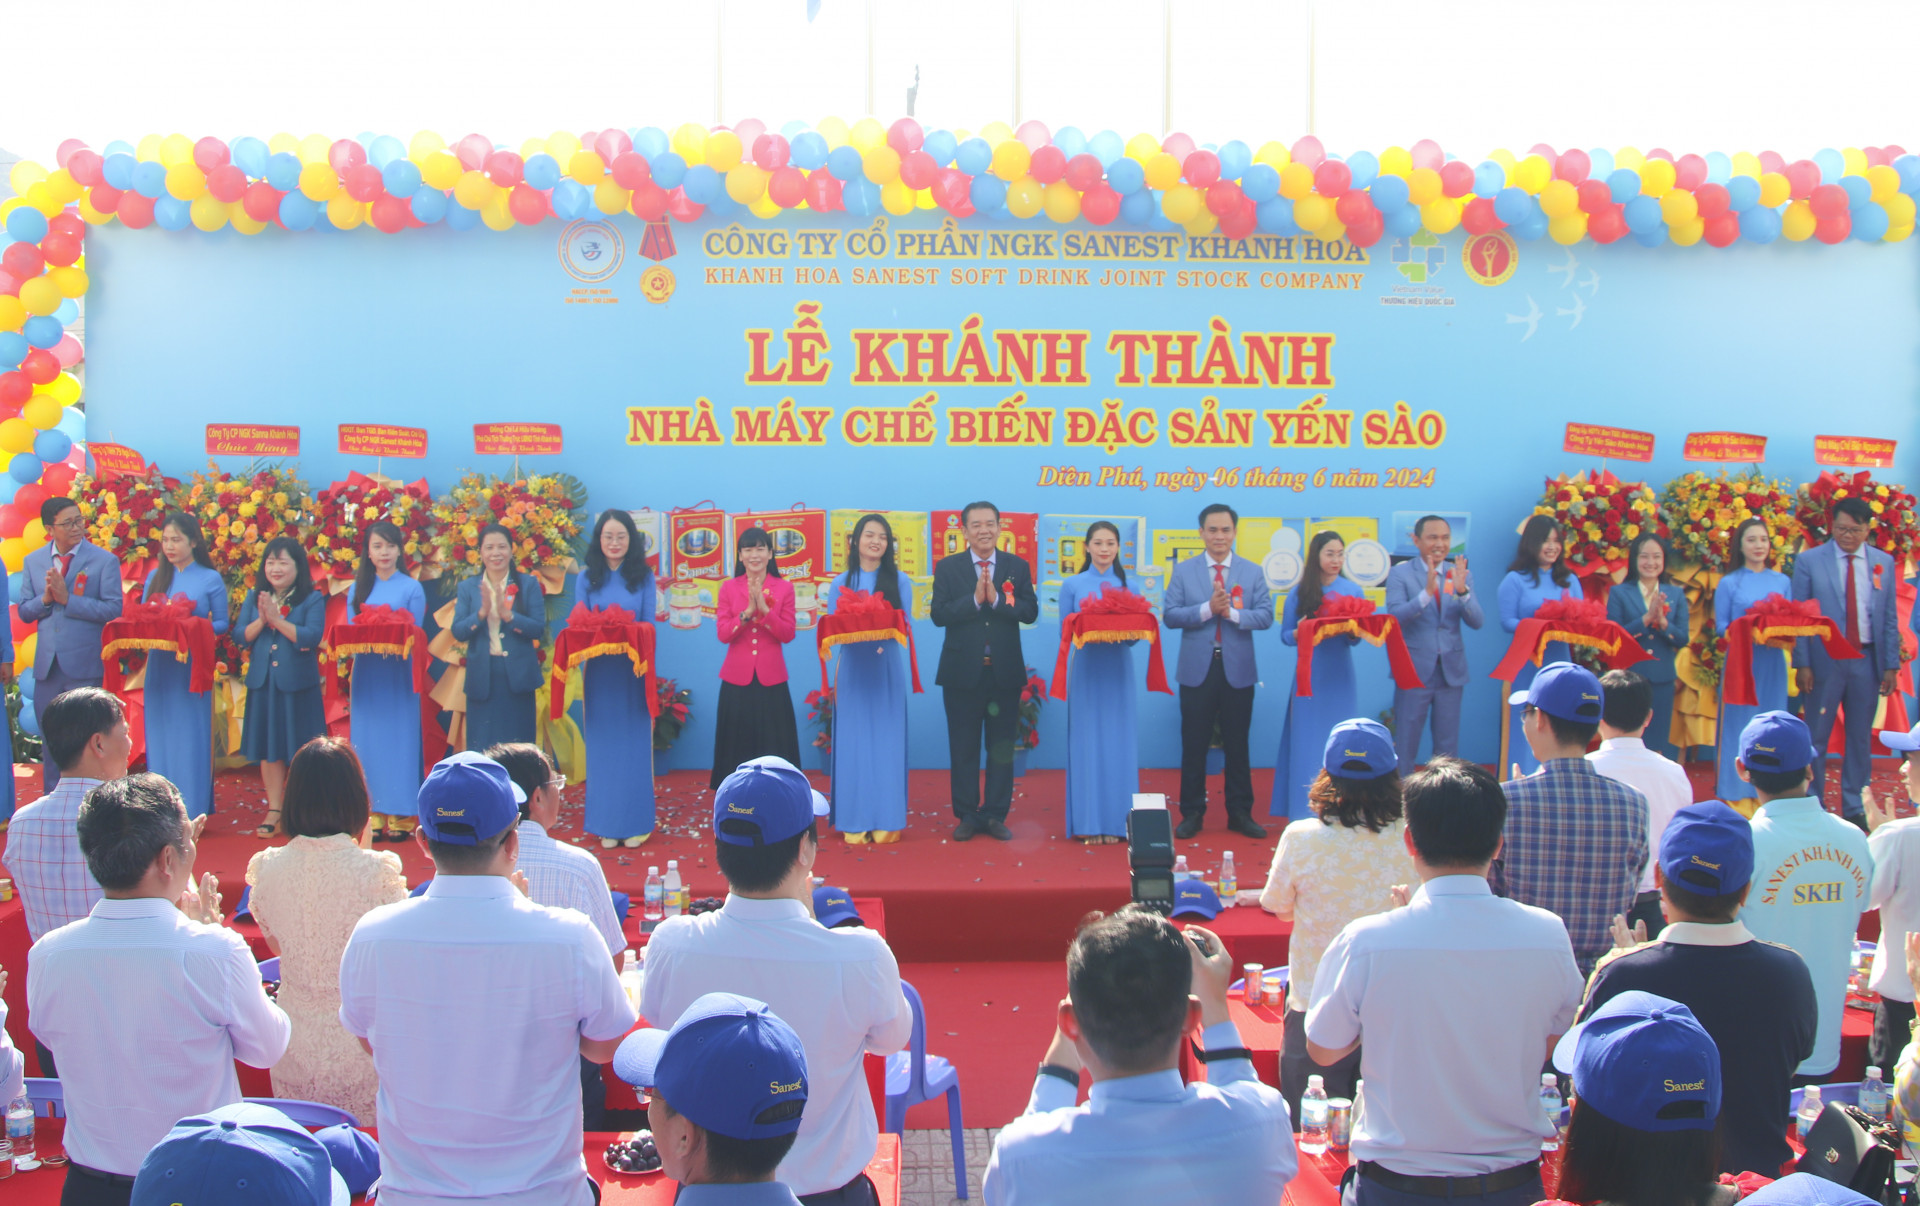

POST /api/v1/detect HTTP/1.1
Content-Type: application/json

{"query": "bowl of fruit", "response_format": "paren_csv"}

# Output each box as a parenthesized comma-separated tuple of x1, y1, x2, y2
(604, 1130, 663, 1176)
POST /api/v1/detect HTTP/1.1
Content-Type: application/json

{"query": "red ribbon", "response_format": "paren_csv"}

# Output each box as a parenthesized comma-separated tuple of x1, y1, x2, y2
(326, 604, 434, 696)
(1489, 593, 1653, 680)
(1050, 586, 1172, 700)
(101, 595, 216, 696)
(1292, 593, 1424, 696)
(549, 604, 658, 719)
(1722, 593, 1859, 706)
(816, 589, 923, 694)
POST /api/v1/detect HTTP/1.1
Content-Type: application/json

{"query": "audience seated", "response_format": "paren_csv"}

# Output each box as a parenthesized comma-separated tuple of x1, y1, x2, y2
(1866, 721, 1920, 1070)
(614, 992, 814, 1206)
(243, 736, 407, 1124)
(1581, 802, 1814, 1175)
(130, 1102, 348, 1206)
(641, 756, 911, 1206)
(1308, 756, 1582, 1206)
(28, 772, 291, 1206)
(1587, 669, 1694, 939)
(337, 751, 637, 1206)
(982, 906, 1297, 1205)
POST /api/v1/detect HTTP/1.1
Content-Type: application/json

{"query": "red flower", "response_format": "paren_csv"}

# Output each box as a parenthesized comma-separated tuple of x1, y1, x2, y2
(1605, 524, 1623, 543)
(1555, 488, 1573, 502)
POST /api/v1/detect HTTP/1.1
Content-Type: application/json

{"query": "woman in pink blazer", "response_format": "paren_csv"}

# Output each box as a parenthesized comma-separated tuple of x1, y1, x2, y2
(710, 526, 802, 787)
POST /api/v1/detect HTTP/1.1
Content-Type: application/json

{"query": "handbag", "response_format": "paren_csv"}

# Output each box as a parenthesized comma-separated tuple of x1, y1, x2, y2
(1796, 1102, 1901, 1205)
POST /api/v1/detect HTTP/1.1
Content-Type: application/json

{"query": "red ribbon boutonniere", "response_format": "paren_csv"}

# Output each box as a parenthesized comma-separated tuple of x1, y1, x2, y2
(505, 582, 519, 602)
(1873, 563, 1884, 591)
(72, 572, 86, 594)
(1001, 580, 1014, 606)
(1230, 585, 1243, 609)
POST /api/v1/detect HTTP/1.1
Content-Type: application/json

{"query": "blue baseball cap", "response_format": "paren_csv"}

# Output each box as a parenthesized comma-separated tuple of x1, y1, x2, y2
(416, 751, 524, 844)
(812, 885, 864, 928)
(1740, 710, 1814, 774)
(1172, 879, 1221, 919)
(1881, 722, 1920, 754)
(612, 993, 809, 1141)
(713, 756, 829, 846)
(1658, 803, 1754, 896)
(1323, 718, 1398, 779)
(1506, 660, 1605, 724)
(131, 1102, 348, 1206)
(1741, 1174, 1878, 1206)
(313, 1124, 380, 1197)
(1553, 991, 1720, 1132)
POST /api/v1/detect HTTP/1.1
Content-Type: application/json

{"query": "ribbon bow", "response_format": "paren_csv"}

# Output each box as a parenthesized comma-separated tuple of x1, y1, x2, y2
(550, 604, 658, 719)
(326, 604, 434, 695)
(1293, 593, 1424, 696)
(1722, 593, 1859, 706)
(816, 589, 922, 693)
(1051, 586, 1172, 700)
(1489, 593, 1653, 680)
(101, 595, 216, 696)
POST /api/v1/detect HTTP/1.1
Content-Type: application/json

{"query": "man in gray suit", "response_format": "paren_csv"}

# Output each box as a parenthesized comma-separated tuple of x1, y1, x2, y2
(1385, 515, 1483, 770)
(18, 497, 124, 793)
(1793, 495, 1900, 826)
(1164, 503, 1273, 840)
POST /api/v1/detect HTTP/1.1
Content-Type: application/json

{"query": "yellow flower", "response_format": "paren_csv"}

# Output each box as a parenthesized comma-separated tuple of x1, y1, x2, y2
(237, 503, 258, 519)
(315, 534, 330, 549)
(273, 493, 288, 508)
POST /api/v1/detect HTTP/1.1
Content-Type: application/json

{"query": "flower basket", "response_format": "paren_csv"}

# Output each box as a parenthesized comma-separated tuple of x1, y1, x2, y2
(308, 472, 440, 588)
(805, 687, 835, 758)
(1661, 470, 1802, 573)
(1796, 471, 1920, 568)
(1534, 469, 1668, 587)
(431, 471, 587, 591)
(654, 677, 692, 752)
(71, 465, 174, 588)
(1016, 667, 1047, 751)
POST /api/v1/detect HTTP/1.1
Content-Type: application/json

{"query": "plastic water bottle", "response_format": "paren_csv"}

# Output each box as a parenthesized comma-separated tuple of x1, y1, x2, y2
(1797, 1085, 1823, 1139)
(642, 867, 664, 923)
(3, 1092, 29, 1170)
(618, 949, 643, 1010)
(1173, 855, 1191, 882)
(1218, 851, 1237, 904)
(1300, 1075, 1330, 1154)
(663, 861, 684, 918)
(1539, 1074, 1563, 1151)
(1861, 1067, 1891, 1123)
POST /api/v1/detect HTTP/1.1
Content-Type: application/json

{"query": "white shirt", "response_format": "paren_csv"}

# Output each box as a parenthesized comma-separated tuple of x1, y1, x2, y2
(1587, 737, 1694, 893)
(27, 896, 292, 1175)
(1306, 875, 1583, 1177)
(338, 875, 637, 1206)
(982, 1022, 1297, 1206)
(515, 820, 625, 958)
(3, 776, 106, 942)
(1867, 817, 1920, 1002)
(642, 894, 913, 1196)
(1197, 552, 1241, 624)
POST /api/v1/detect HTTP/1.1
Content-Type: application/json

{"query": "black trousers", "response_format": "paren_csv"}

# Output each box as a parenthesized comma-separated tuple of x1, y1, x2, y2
(943, 679, 1020, 822)
(61, 1167, 134, 1206)
(1871, 995, 1916, 1073)
(1178, 653, 1255, 821)
(581, 1055, 606, 1132)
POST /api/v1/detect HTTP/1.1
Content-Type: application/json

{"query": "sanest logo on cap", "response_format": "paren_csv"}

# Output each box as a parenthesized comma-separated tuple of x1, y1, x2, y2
(770, 1078, 803, 1094)
(437, 807, 465, 817)
(1691, 855, 1720, 870)
(727, 803, 755, 815)
(1665, 1078, 1706, 1092)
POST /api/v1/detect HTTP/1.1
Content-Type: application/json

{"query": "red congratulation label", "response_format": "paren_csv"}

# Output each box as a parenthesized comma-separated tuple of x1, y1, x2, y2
(88, 442, 148, 479)
(338, 424, 428, 458)
(474, 422, 563, 456)
(207, 424, 300, 457)
(1815, 435, 1897, 468)
(1683, 432, 1768, 463)
(1563, 423, 1654, 462)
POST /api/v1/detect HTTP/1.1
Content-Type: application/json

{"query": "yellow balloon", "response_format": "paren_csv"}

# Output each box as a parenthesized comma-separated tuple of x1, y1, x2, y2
(749, 194, 784, 219)
(0, 539, 28, 576)
(1513, 155, 1552, 194)
(18, 277, 60, 317)
(480, 193, 514, 231)
(421, 151, 463, 191)
(594, 181, 630, 214)
(1730, 151, 1762, 179)
(1144, 152, 1183, 191)
(326, 198, 365, 230)
(135, 134, 165, 162)
(670, 123, 708, 161)
(49, 267, 88, 299)
(1885, 193, 1916, 226)
(267, 132, 299, 156)
(816, 117, 850, 149)
(8, 161, 46, 195)
(1291, 193, 1330, 230)
(569, 151, 607, 185)
(1548, 212, 1588, 245)
(453, 170, 495, 209)
(1660, 189, 1698, 225)
(1639, 158, 1676, 197)
(1888, 223, 1914, 243)
(1614, 146, 1646, 173)
(230, 203, 268, 235)
(1315, 215, 1346, 243)
(0, 419, 36, 454)
(1421, 196, 1463, 234)
(1006, 175, 1043, 219)
(1867, 165, 1900, 202)
(0, 297, 23, 332)
(23, 395, 59, 429)
(1842, 147, 1869, 177)
(724, 165, 769, 204)
(16, 630, 33, 668)
(1125, 133, 1162, 163)
(159, 133, 194, 167)
(546, 131, 584, 164)
(916, 187, 937, 210)
(297, 134, 331, 166)
(21, 520, 42, 547)
(1043, 180, 1081, 223)
(1253, 141, 1290, 169)
(166, 163, 208, 201)
(1279, 162, 1314, 200)
(1781, 199, 1817, 242)
(977, 121, 1013, 147)
(519, 137, 547, 162)
(25, 184, 61, 218)
(849, 118, 887, 151)
(1161, 183, 1202, 223)
(1486, 148, 1518, 173)
(43, 170, 82, 205)
(705, 130, 744, 172)
(991, 140, 1032, 182)
(880, 179, 915, 215)
(1539, 179, 1579, 218)
(77, 196, 113, 226)
(42, 374, 79, 406)
(1406, 168, 1442, 206)
(1183, 212, 1220, 237)
(298, 162, 341, 201)
(409, 131, 446, 164)
(1668, 216, 1704, 246)
(862, 146, 901, 185)
(189, 196, 229, 231)
(1378, 147, 1412, 178)
(1758, 172, 1791, 208)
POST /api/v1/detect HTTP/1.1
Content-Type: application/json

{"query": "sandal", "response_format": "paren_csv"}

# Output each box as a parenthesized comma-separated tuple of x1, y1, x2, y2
(844, 831, 870, 845)
(623, 834, 650, 848)
(870, 830, 902, 844)
(255, 809, 282, 838)
(600, 838, 619, 849)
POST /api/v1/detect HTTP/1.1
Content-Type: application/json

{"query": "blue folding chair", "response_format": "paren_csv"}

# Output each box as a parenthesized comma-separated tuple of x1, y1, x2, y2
(883, 980, 966, 1199)
(258, 956, 281, 981)
(25, 1077, 62, 1118)
(244, 1098, 359, 1128)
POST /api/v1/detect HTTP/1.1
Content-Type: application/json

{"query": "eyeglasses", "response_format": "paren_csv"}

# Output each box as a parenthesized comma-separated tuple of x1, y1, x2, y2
(547, 776, 568, 791)
(53, 516, 86, 531)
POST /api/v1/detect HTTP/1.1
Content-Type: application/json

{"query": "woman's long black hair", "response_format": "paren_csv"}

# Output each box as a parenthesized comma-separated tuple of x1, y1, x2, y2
(146, 510, 215, 600)
(1555, 1097, 1722, 1206)
(585, 509, 651, 593)
(1507, 514, 1573, 588)
(1730, 517, 1773, 570)
(1077, 520, 1128, 588)
(253, 535, 314, 606)
(351, 520, 409, 611)
(1626, 531, 1673, 585)
(842, 513, 903, 608)
(733, 526, 779, 578)
(1293, 530, 1344, 620)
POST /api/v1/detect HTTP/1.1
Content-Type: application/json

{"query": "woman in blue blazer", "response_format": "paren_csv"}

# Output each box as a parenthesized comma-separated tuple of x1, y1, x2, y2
(450, 522, 546, 752)
(238, 535, 327, 835)
(1606, 532, 1689, 759)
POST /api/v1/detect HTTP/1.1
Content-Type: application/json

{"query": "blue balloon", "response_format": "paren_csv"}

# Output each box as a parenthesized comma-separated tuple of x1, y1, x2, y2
(789, 133, 829, 171)
(6, 571, 23, 602)
(103, 139, 135, 159)
(1704, 152, 1731, 185)
(1607, 169, 1641, 203)
(922, 130, 957, 168)
(778, 120, 808, 139)
(1510, 207, 1548, 241)
(265, 152, 302, 193)
(1218, 140, 1253, 182)
(650, 152, 687, 189)
(1240, 162, 1279, 203)
(705, 190, 744, 219)
(1896, 154, 1920, 195)
(0, 333, 24, 367)
(131, 160, 168, 200)
(826, 145, 865, 182)
(17, 698, 37, 735)
(1739, 206, 1781, 244)
(18, 669, 34, 703)
(955, 138, 992, 177)
(102, 152, 135, 190)
(1118, 190, 1156, 226)
(53, 300, 76, 326)
(1726, 175, 1761, 212)
(312, 204, 338, 232)
(1623, 195, 1663, 234)
(153, 196, 191, 231)
(523, 153, 560, 190)
(843, 178, 880, 217)
(409, 186, 448, 224)
(1255, 196, 1302, 236)
(1145, 196, 1179, 232)
(1472, 162, 1504, 199)
(1814, 148, 1844, 184)
(1087, 130, 1124, 168)
(1586, 148, 1614, 179)
(1054, 127, 1088, 160)
(634, 127, 670, 159)
(21, 316, 61, 350)
(1840, 175, 1872, 206)
(5, 208, 48, 244)
(230, 136, 269, 179)
(381, 159, 422, 197)
(1383, 205, 1423, 237)
(1106, 157, 1146, 196)
(1368, 174, 1409, 212)
(1852, 202, 1890, 241)
(969, 175, 1008, 212)
(32, 430, 70, 464)
(681, 164, 721, 203)
(367, 135, 406, 170)
(1345, 150, 1379, 191)
(446, 200, 481, 231)
(1493, 186, 1533, 224)
(278, 192, 319, 231)
(550, 179, 590, 220)
(57, 406, 84, 442)
(7, 453, 42, 485)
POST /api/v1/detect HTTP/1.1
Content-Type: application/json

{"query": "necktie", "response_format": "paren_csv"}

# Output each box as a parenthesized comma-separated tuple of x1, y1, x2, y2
(54, 553, 71, 580)
(1433, 563, 1443, 610)
(1213, 563, 1226, 644)
(1845, 554, 1861, 645)
(978, 559, 993, 659)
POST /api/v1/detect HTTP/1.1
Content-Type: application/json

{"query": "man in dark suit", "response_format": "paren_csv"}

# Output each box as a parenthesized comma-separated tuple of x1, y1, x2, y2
(930, 500, 1038, 841)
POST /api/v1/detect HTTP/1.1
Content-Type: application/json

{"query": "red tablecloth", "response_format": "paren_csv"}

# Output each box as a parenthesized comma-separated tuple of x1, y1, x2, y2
(1173, 904, 1292, 970)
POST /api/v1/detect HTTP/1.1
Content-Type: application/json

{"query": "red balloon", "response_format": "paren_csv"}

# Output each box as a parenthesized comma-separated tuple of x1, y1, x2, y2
(0, 505, 24, 538)
(751, 134, 790, 171)
(898, 151, 937, 190)
(610, 152, 652, 190)
(767, 167, 806, 208)
(1576, 179, 1612, 214)
(1703, 213, 1741, 248)
(1063, 154, 1104, 192)
(1461, 196, 1503, 235)
(40, 461, 78, 495)
(1439, 160, 1476, 197)
(38, 233, 80, 268)
(1757, 150, 1786, 175)
(1810, 184, 1848, 220)
(67, 150, 104, 188)
(593, 129, 632, 163)
(1816, 212, 1852, 244)
(630, 183, 670, 221)
(13, 484, 47, 515)
(370, 194, 411, 233)
(938, 181, 974, 219)
(931, 170, 969, 212)
(340, 163, 381, 203)
(1785, 160, 1821, 200)
(192, 137, 231, 172)
(207, 164, 247, 203)
(1553, 149, 1591, 184)
(1333, 190, 1374, 226)
(665, 187, 706, 223)
(21, 349, 58, 386)
(484, 151, 524, 189)
(242, 181, 284, 223)
(1082, 183, 1120, 226)
(1645, 147, 1673, 162)
(1694, 183, 1730, 220)
(1345, 209, 1383, 248)
(885, 118, 924, 155)
(0, 271, 14, 297)
(805, 171, 842, 214)
(1220, 195, 1259, 240)
(116, 192, 156, 229)
(2, 244, 44, 280)
(1029, 146, 1067, 185)
(1206, 180, 1245, 217)
(1312, 159, 1351, 197)
(1184, 151, 1222, 188)
(1674, 154, 1708, 191)
(507, 184, 547, 226)
(1589, 205, 1627, 243)
(0, 374, 25, 407)
(455, 134, 491, 171)
(328, 138, 367, 174)
(88, 183, 125, 213)
(48, 213, 82, 241)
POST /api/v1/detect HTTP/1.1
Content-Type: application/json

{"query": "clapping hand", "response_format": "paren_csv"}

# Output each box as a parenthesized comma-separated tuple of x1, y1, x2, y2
(177, 871, 223, 926)
(1425, 559, 1442, 597)
(1609, 912, 1649, 952)
(1389, 884, 1412, 908)
(44, 567, 68, 606)
(1208, 583, 1230, 616)
(975, 564, 995, 607)
(1864, 785, 1892, 833)
(510, 870, 530, 897)
(1453, 554, 1471, 595)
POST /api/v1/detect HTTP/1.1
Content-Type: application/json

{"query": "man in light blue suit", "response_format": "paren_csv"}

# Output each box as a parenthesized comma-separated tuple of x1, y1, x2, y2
(1792, 496, 1900, 826)
(17, 496, 124, 791)
(1164, 503, 1273, 840)
(1385, 515, 1483, 770)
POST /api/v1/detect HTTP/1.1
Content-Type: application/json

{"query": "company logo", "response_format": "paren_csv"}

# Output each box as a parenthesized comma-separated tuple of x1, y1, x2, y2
(640, 264, 676, 303)
(1793, 882, 1843, 905)
(770, 1078, 804, 1094)
(436, 807, 465, 817)
(727, 803, 755, 815)
(1391, 231, 1446, 284)
(559, 220, 625, 284)
(1690, 855, 1721, 870)
(1462, 231, 1518, 287)
(1581, 692, 1599, 701)
(1664, 1078, 1706, 1092)
(1342, 748, 1367, 758)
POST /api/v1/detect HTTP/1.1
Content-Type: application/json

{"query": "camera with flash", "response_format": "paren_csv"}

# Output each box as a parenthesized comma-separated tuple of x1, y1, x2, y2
(1126, 794, 1176, 915)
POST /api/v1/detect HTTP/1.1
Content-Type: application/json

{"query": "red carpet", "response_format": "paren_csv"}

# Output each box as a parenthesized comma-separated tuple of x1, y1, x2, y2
(897, 961, 1068, 1129)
